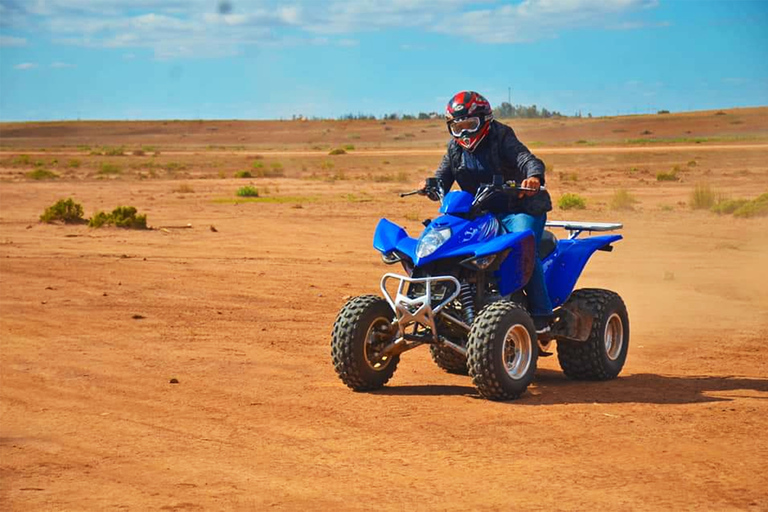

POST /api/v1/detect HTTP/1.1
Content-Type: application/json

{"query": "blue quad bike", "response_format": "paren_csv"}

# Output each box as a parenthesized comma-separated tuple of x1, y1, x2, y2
(331, 177, 629, 400)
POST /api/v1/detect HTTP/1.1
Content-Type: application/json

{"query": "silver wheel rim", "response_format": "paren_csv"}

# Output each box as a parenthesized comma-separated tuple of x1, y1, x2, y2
(604, 313, 624, 361)
(502, 324, 533, 380)
(363, 317, 393, 371)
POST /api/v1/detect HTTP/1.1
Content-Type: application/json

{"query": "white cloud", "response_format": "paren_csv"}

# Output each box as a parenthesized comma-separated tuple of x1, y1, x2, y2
(0, 35, 27, 46)
(1, 0, 665, 57)
(14, 62, 37, 69)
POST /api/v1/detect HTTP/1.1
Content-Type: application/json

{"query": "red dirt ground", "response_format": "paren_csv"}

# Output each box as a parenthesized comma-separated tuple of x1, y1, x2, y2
(1, 111, 767, 511)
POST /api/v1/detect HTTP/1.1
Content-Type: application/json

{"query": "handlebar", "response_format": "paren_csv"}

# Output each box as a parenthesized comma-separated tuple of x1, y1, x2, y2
(400, 177, 545, 209)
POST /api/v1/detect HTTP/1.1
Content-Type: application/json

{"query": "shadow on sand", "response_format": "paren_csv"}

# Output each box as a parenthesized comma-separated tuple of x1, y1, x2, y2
(374, 369, 768, 405)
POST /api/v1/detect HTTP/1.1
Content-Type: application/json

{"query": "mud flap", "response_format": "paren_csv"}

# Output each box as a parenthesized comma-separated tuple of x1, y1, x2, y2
(552, 302, 594, 342)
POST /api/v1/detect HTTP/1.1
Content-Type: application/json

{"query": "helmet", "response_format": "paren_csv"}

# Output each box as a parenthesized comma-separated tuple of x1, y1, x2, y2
(445, 91, 493, 152)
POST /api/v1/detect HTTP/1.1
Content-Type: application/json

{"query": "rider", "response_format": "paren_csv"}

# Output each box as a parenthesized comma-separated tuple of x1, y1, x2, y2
(426, 90, 554, 333)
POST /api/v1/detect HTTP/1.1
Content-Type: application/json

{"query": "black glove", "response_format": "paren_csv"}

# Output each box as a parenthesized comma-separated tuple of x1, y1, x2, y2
(424, 188, 440, 201)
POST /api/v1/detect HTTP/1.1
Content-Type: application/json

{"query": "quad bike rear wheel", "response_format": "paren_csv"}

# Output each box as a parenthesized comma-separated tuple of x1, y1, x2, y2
(429, 345, 468, 375)
(467, 302, 539, 401)
(557, 288, 629, 380)
(331, 295, 399, 391)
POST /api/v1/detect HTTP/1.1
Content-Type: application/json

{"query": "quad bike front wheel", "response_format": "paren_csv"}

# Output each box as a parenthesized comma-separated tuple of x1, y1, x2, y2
(557, 288, 629, 380)
(331, 295, 399, 391)
(467, 302, 539, 401)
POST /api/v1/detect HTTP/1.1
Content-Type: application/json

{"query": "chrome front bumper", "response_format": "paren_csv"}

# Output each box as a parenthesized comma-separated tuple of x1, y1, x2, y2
(380, 273, 462, 340)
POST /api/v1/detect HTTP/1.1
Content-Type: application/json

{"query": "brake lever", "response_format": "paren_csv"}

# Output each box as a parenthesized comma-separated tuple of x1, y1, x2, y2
(400, 190, 422, 197)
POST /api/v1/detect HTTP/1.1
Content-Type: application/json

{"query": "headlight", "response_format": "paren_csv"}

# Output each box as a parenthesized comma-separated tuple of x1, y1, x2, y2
(416, 227, 451, 258)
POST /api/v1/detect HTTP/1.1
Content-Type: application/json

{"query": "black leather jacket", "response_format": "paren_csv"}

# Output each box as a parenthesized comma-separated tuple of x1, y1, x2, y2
(434, 120, 552, 216)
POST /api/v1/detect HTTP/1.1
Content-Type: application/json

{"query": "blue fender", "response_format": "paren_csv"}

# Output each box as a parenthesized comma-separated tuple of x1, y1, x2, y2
(373, 219, 418, 261)
(439, 190, 474, 214)
(543, 234, 622, 307)
(493, 230, 536, 296)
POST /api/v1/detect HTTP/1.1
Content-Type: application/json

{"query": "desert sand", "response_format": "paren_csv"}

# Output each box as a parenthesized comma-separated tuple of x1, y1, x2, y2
(1, 108, 767, 511)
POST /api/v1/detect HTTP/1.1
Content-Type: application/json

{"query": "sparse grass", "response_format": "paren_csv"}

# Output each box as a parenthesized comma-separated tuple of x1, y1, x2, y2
(659, 204, 675, 212)
(12, 155, 32, 165)
(558, 171, 578, 182)
(132, 149, 146, 156)
(236, 185, 259, 197)
(343, 144, 355, 151)
(404, 212, 421, 221)
(609, 188, 639, 211)
(690, 183, 717, 210)
(99, 162, 122, 175)
(67, 159, 81, 168)
(213, 196, 315, 204)
(711, 198, 748, 215)
(329, 148, 347, 155)
(165, 162, 187, 172)
(40, 198, 85, 224)
(656, 168, 679, 182)
(343, 193, 373, 203)
(710, 193, 768, 218)
(89, 206, 148, 229)
(252, 161, 264, 169)
(575, 139, 588, 144)
(558, 193, 586, 210)
(320, 160, 335, 171)
(250, 162, 285, 178)
(235, 170, 253, 178)
(102, 146, 126, 156)
(174, 183, 195, 193)
(26, 168, 59, 180)
(687, 160, 697, 167)
(733, 193, 768, 218)
(370, 171, 410, 183)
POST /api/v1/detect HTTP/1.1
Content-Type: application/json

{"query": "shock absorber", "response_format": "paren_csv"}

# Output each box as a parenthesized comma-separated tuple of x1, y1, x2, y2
(460, 282, 476, 325)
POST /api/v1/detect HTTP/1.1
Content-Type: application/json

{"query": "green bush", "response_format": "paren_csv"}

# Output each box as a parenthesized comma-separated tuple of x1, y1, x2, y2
(733, 193, 768, 218)
(690, 183, 716, 210)
(235, 170, 253, 178)
(236, 185, 259, 197)
(329, 148, 347, 155)
(711, 198, 748, 215)
(343, 144, 355, 151)
(40, 198, 85, 224)
(99, 162, 122, 175)
(26, 168, 59, 180)
(89, 206, 147, 229)
(102, 146, 125, 156)
(12, 155, 32, 166)
(656, 169, 679, 182)
(67, 159, 81, 168)
(610, 188, 639, 211)
(558, 193, 586, 210)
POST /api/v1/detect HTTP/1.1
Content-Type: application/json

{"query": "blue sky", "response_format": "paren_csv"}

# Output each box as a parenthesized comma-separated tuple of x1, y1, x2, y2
(0, 0, 766, 121)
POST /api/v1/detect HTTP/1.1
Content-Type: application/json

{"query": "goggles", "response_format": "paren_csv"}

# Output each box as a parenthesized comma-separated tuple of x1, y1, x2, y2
(448, 116, 481, 137)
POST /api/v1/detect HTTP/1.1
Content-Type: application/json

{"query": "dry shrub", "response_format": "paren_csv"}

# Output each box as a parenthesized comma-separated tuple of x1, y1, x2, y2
(610, 189, 639, 211)
(558, 193, 586, 210)
(690, 184, 716, 210)
(40, 198, 85, 224)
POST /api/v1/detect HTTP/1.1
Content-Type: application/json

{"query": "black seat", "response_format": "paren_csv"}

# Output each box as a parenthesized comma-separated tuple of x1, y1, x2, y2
(539, 230, 558, 259)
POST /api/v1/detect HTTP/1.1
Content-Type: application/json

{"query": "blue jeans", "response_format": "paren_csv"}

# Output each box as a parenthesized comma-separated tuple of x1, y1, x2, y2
(497, 213, 554, 319)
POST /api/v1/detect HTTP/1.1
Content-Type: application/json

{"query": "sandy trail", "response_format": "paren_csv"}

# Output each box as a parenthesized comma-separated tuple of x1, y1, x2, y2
(1, 174, 767, 511)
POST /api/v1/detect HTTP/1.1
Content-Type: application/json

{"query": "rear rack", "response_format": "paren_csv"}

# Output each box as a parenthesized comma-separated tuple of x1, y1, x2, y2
(546, 221, 623, 239)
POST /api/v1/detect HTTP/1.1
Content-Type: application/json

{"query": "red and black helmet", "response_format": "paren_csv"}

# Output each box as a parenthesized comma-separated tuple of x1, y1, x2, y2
(445, 91, 493, 152)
